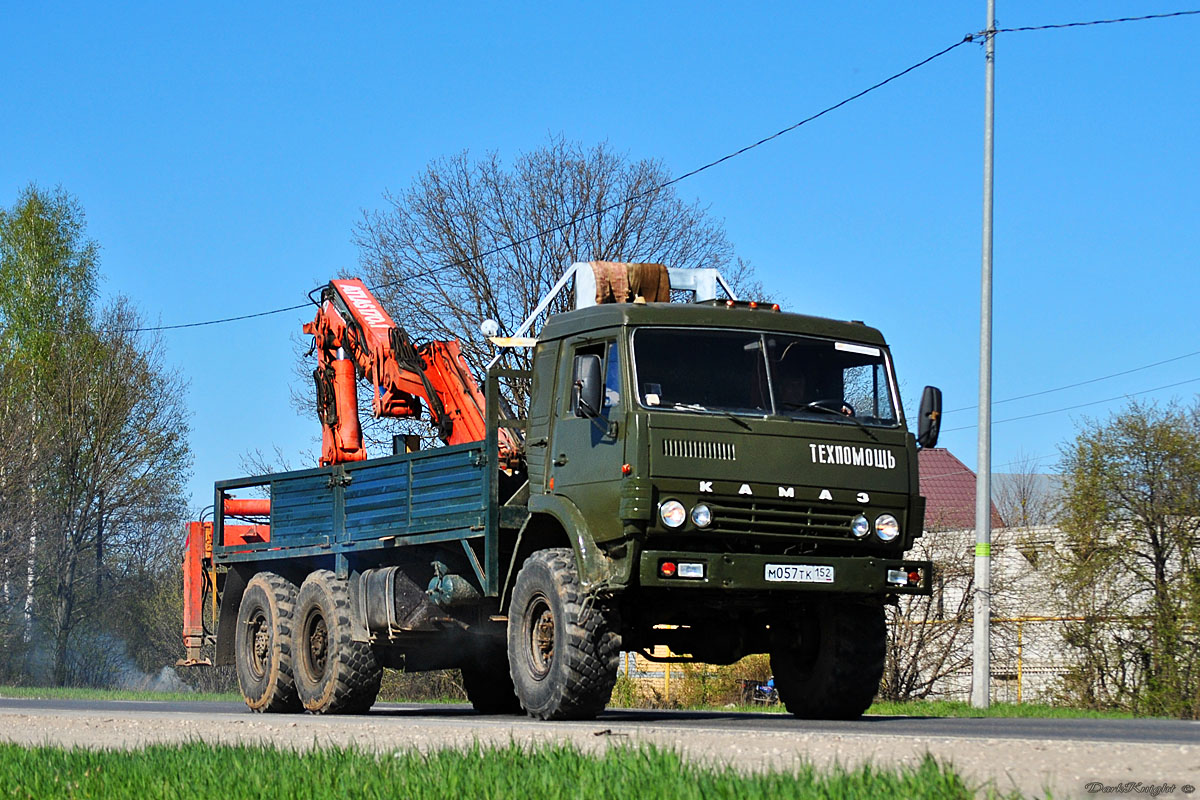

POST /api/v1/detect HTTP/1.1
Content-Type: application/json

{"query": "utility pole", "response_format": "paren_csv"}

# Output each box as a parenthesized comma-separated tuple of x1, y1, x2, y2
(972, 0, 997, 709)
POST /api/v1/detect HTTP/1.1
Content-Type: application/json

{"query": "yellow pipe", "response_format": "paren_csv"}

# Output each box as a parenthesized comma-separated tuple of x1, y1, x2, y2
(1016, 620, 1023, 704)
(894, 615, 1129, 626)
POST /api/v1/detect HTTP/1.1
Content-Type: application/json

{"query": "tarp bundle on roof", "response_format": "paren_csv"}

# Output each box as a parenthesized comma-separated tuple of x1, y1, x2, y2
(590, 261, 671, 304)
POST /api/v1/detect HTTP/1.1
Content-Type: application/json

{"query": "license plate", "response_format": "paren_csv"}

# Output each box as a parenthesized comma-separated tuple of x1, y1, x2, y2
(764, 564, 835, 584)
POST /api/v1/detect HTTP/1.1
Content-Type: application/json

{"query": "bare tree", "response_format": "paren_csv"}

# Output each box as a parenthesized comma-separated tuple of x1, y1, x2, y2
(237, 445, 301, 488)
(881, 522, 975, 701)
(994, 450, 1058, 529)
(882, 504, 1023, 702)
(327, 136, 759, 456)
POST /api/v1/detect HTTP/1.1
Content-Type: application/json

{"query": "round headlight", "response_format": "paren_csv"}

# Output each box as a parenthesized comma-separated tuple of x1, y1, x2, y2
(691, 504, 712, 528)
(659, 500, 686, 528)
(875, 514, 900, 542)
(851, 514, 870, 538)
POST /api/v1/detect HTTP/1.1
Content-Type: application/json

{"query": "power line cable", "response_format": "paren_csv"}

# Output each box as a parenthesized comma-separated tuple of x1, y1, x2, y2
(360, 38, 976, 297)
(925, 370, 1200, 480)
(941, 376, 1200, 433)
(991, 9, 1200, 34)
(944, 349, 1200, 414)
(121, 7, 1200, 333)
(920, 452, 1059, 481)
(122, 37, 977, 333)
(644, 40, 977, 194)
(125, 302, 311, 333)
(370, 9, 1199, 303)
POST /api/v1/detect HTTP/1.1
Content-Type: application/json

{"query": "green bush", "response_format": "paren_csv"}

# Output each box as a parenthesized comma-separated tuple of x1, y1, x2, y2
(675, 654, 773, 708)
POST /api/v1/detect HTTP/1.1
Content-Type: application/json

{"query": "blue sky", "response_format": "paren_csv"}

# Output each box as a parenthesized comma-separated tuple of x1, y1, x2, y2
(4, 2, 1198, 512)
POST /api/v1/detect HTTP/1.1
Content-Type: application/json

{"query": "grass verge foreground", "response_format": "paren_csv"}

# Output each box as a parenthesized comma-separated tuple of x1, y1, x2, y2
(0, 685, 238, 703)
(0, 741, 993, 800)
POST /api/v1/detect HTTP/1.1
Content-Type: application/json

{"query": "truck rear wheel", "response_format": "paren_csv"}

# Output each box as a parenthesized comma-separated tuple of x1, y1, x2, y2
(461, 640, 522, 714)
(234, 572, 302, 713)
(507, 548, 620, 720)
(294, 570, 382, 714)
(770, 601, 886, 720)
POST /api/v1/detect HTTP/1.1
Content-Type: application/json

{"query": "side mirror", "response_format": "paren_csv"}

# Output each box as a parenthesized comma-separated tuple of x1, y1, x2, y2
(917, 386, 942, 449)
(572, 354, 603, 418)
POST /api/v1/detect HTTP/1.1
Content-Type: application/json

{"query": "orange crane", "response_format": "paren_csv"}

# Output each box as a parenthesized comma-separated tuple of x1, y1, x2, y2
(302, 278, 519, 466)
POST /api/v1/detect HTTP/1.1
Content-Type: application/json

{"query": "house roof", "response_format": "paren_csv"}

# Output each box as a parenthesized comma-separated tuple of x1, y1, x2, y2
(918, 448, 1005, 530)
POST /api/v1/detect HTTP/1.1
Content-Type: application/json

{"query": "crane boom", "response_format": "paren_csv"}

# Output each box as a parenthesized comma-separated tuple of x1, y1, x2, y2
(303, 278, 517, 466)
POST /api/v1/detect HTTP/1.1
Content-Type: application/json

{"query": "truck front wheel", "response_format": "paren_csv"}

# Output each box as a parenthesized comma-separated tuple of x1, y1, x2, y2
(507, 548, 620, 720)
(293, 570, 382, 714)
(234, 572, 302, 713)
(770, 601, 886, 720)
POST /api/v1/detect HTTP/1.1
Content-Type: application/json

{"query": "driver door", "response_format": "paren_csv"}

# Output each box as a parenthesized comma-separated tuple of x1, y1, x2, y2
(549, 339, 623, 492)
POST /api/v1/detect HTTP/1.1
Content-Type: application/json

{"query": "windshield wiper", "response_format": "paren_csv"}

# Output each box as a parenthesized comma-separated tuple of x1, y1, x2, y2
(780, 401, 879, 442)
(671, 403, 753, 430)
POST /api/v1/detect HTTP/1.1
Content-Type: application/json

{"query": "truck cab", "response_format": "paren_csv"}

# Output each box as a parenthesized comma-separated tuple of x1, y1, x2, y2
(514, 299, 931, 715)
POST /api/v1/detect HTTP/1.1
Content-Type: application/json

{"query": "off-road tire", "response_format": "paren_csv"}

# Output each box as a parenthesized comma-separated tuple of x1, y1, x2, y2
(234, 572, 302, 713)
(770, 601, 886, 720)
(461, 640, 523, 714)
(293, 569, 382, 714)
(507, 548, 620, 720)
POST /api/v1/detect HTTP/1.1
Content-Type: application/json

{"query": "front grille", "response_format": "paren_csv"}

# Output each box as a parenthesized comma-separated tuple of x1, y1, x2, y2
(661, 438, 737, 460)
(707, 498, 859, 539)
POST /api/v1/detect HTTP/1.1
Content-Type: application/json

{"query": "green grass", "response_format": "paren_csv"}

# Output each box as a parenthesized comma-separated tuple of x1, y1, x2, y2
(0, 684, 461, 704)
(865, 699, 1137, 719)
(377, 694, 470, 705)
(0, 685, 239, 703)
(0, 684, 1141, 719)
(616, 697, 1134, 719)
(0, 741, 991, 800)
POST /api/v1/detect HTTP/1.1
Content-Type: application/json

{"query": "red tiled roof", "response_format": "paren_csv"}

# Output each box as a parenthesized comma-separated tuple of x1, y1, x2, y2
(918, 448, 1005, 530)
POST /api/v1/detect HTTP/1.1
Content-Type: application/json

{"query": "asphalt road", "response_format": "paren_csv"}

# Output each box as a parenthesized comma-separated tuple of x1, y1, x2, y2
(1, 696, 1195, 745)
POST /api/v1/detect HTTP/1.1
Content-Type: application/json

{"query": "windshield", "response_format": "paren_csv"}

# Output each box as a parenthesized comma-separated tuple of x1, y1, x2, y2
(631, 328, 900, 427)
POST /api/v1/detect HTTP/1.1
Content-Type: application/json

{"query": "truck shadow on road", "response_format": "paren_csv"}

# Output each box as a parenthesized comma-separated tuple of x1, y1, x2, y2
(367, 703, 915, 725)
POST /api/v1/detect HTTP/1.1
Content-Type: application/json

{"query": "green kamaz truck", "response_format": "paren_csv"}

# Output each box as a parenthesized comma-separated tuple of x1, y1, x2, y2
(180, 262, 942, 720)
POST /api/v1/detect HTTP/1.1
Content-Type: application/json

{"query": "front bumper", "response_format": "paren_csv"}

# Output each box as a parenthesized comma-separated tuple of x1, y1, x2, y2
(637, 550, 933, 595)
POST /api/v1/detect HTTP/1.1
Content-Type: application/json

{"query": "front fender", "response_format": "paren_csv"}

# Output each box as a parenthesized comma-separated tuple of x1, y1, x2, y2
(526, 494, 631, 593)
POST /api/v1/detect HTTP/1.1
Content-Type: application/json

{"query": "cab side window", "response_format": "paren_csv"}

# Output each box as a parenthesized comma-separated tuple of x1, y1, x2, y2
(603, 341, 620, 409)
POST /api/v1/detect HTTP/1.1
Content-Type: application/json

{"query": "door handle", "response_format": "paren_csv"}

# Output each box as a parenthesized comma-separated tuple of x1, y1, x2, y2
(553, 454, 568, 466)
(529, 437, 548, 448)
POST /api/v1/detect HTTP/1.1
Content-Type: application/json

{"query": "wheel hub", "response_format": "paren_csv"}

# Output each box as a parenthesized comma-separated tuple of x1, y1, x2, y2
(527, 596, 555, 680)
(305, 614, 328, 677)
(250, 612, 269, 677)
